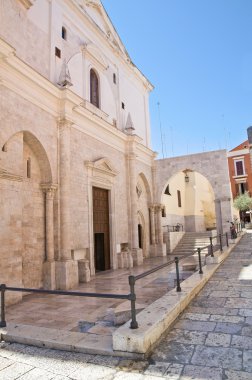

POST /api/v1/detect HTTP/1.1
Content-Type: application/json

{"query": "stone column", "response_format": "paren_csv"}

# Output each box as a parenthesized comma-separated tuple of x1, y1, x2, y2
(155, 204, 166, 256)
(215, 197, 232, 234)
(56, 119, 78, 289)
(127, 149, 143, 266)
(41, 184, 57, 289)
(149, 205, 156, 245)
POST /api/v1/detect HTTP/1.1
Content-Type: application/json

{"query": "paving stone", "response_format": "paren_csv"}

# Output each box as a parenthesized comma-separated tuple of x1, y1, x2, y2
(231, 335, 252, 350)
(187, 306, 238, 316)
(191, 346, 243, 370)
(242, 326, 252, 337)
(0, 356, 14, 370)
(113, 372, 145, 380)
(174, 319, 216, 332)
(241, 292, 252, 298)
(243, 349, 252, 372)
(164, 363, 183, 379)
(70, 364, 116, 380)
(210, 315, 244, 323)
(182, 312, 210, 321)
(205, 332, 231, 347)
(224, 369, 252, 379)
(144, 362, 170, 376)
(245, 316, 252, 325)
(225, 298, 252, 308)
(215, 322, 243, 334)
(191, 297, 226, 307)
(210, 290, 240, 298)
(181, 364, 223, 380)
(164, 329, 207, 345)
(17, 367, 55, 379)
(87, 355, 120, 367)
(0, 362, 33, 380)
(239, 309, 252, 317)
(151, 342, 194, 364)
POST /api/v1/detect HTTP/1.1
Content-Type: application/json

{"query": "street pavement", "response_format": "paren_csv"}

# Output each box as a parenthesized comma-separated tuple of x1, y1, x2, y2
(0, 233, 252, 379)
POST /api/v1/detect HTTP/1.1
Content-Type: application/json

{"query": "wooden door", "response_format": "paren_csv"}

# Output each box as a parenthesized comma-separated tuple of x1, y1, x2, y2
(93, 187, 110, 271)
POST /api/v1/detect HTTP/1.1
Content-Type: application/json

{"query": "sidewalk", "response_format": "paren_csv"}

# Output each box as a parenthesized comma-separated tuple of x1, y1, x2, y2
(147, 232, 252, 379)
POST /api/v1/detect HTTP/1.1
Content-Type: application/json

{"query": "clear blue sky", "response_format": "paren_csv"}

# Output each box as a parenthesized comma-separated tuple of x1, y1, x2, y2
(102, 0, 252, 158)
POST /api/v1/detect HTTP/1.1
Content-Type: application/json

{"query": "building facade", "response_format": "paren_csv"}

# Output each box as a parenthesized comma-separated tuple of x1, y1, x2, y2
(0, 0, 233, 306)
(0, 0, 168, 305)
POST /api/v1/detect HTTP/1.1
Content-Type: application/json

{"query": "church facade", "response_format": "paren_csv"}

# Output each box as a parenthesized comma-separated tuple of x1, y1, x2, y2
(0, 0, 233, 306)
(0, 0, 166, 304)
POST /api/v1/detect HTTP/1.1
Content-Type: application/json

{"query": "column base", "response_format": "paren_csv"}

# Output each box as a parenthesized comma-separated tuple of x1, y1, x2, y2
(132, 248, 143, 266)
(156, 243, 167, 257)
(43, 261, 56, 290)
(149, 244, 158, 257)
(78, 259, 91, 283)
(55, 260, 78, 290)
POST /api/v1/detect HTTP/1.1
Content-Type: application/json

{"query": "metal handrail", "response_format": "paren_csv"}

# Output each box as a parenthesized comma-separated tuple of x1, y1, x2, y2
(0, 229, 236, 330)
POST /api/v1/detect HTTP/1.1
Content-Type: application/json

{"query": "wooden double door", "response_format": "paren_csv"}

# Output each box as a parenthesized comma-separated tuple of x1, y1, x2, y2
(92, 187, 110, 271)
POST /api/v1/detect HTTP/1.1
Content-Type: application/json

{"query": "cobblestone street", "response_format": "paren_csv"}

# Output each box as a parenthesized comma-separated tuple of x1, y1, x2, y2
(0, 233, 252, 379)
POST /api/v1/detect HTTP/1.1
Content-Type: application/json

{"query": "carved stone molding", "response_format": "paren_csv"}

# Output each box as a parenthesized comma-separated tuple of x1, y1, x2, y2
(41, 183, 58, 198)
(18, 0, 35, 9)
(85, 157, 118, 178)
(0, 168, 23, 182)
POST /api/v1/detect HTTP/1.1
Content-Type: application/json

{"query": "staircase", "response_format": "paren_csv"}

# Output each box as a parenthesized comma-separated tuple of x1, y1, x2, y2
(172, 232, 213, 257)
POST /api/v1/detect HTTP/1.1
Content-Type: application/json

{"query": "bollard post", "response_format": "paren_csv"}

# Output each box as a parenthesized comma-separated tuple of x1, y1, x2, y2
(226, 232, 229, 247)
(128, 276, 138, 329)
(209, 236, 214, 257)
(197, 248, 203, 274)
(175, 257, 181, 292)
(0, 284, 6, 328)
(219, 234, 223, 252)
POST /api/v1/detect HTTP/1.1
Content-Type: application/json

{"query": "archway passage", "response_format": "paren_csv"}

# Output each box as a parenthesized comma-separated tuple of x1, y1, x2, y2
(161, 170, 216, 232)
(93, 187, 110, 271)
(138, 224, 143, 249)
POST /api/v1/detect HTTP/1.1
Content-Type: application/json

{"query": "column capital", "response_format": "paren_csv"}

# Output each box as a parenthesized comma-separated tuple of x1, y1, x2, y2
(126, 153, 137, 161)
(57, 118, 73, 130)
(41, 183, 58, 198)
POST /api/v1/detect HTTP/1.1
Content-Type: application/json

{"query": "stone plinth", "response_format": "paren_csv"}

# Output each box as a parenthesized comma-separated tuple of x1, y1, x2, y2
(132, 248, 143, 266)
(55, 261, 78, 289)
(43, 261, 56, 290)
(78, 260, 91, 283)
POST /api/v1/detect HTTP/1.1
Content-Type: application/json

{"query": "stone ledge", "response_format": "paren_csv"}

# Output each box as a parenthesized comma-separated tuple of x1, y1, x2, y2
(112, 233, 244, 355)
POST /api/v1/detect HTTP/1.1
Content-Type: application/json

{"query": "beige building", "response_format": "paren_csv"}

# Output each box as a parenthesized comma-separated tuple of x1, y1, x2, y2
(0, 0, 233, 306)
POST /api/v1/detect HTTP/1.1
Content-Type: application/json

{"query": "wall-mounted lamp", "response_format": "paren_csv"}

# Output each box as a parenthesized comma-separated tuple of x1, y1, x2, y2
(185, 173, 189, 182)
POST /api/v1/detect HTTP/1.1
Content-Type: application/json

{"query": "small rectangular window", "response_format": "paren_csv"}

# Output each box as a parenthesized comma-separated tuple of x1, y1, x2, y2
(113, 73, 116, 84)
(235, 160, 244, 176)
(55, 47, 61, 58)
(121, 102, 125, 109)
(62, 27, 67, 40)
(177, 190, 181, 207)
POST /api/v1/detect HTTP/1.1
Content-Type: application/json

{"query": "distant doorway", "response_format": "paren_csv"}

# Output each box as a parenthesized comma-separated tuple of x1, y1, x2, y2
(93, 187, 110, 271)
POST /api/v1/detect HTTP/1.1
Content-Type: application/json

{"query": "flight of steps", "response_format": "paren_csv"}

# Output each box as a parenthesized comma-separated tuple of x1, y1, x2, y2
(172, 232, 214, 257)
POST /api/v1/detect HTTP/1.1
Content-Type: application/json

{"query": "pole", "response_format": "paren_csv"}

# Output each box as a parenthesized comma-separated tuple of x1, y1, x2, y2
(197, 248, 203, 274)
(0, 284, 6, 328)
(175, 257, 181, 292)
(128, 276, 138, 329)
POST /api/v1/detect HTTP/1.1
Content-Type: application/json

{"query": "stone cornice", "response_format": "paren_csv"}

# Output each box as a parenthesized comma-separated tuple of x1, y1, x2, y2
(0, 168, 23, 182)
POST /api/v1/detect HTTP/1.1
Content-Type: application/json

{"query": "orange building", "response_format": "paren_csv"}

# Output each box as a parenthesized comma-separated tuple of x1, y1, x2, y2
(228, 140, 252, 221)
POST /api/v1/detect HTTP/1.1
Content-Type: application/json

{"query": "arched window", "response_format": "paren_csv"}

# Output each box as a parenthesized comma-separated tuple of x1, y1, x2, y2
(90, 69, 100, 108)
(27, 158, 31, 178)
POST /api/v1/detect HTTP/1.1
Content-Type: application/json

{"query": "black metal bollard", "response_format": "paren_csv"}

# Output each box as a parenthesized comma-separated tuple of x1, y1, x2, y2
(175, 257, 181, 292)
(0, 284, 6, 328)
(128, 276, 138, 329)
(197, 248, 203, 274)
(219, 234, 223, 251)
(226, 232, 229, 247)
(209, 236, 214, 257)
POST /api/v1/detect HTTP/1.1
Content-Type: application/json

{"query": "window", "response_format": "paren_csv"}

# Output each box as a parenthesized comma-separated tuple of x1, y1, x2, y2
(90, 69, 99, 108)
(62, 27, 67, 40)
(164, 184, 171, 195)
(235, 160, 245, 176)
(113, 73, 116, 84)
(177, 190, 181, 207)
(162, 207, 166, 217)
(55, 47, 61, 58)
(121, 102, 125, 109)
(236, 182, 247, 195)
(27, 158, 31, 178)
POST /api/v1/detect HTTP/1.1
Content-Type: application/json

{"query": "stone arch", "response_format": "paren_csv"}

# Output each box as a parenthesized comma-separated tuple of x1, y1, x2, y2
(138, 172, 152, 203)
(2, 130, 52, 183)
(156, 151, 232, 233)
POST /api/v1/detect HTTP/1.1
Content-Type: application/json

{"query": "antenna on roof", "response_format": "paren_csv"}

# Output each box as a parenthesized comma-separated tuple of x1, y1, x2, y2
(157, 102, 164, 159)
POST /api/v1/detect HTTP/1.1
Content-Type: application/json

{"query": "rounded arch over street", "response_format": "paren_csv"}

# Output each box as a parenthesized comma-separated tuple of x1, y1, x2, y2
(156, 150, 233, 233)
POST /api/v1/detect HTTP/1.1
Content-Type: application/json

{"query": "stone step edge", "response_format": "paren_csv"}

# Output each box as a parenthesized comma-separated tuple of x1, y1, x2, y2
(112, 233, 244, 355)
(0, 322, 142, 359)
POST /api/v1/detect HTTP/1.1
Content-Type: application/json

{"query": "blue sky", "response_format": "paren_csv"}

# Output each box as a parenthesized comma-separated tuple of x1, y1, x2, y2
(102, 0, 252, 158)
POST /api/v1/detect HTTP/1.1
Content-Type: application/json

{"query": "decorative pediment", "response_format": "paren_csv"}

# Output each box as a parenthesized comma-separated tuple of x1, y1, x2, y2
(85, 158, 118, 177)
